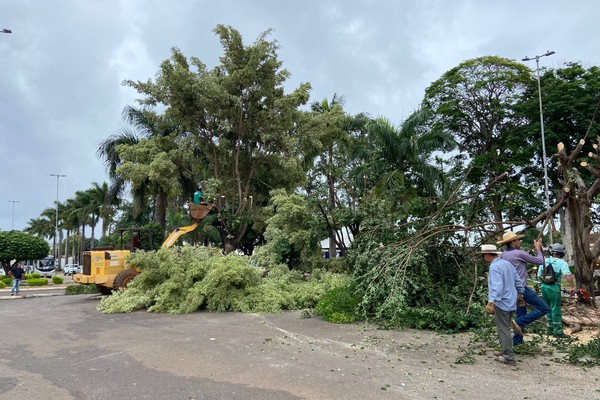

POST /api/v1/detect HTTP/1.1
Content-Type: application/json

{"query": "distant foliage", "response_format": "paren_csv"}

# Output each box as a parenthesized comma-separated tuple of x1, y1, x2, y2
(97, 247, 347, 314)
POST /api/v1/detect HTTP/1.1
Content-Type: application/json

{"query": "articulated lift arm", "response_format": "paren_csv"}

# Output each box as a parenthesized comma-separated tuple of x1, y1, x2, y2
(161, 222, 199, 248)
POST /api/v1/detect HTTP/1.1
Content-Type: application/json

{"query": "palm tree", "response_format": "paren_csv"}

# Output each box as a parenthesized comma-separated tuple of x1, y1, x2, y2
(24, 217, 54, 239)
(363, 109, 456, 207)
(98, 106, 195, 231)
(310, 94, 349, 258)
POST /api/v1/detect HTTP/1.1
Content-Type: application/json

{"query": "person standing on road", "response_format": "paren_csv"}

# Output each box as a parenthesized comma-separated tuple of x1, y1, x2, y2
(482, 244, 525, 366)
(9, 261, 24, 296)
(497, 231, 550, 345)
(536, 243, 575, 338)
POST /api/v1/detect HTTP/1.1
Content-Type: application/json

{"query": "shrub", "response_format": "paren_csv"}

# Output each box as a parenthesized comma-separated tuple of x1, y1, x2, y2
(65, 284, 100, 295)
(0, 281, 5, 289)
(1, 277, 12, 286)
(24, 273, 40, 280)
(27, 278, 48, 286)
(315, 282, 361, 323)
(52, 276, 64, 284)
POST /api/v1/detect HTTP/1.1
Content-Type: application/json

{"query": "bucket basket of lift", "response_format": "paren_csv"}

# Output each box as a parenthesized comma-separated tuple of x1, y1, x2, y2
(188, 202, 213, 221)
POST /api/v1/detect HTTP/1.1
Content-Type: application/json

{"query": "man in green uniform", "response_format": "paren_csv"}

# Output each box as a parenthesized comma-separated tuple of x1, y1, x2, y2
(536, 243, 576, 338)
(193, 187, 203, 205)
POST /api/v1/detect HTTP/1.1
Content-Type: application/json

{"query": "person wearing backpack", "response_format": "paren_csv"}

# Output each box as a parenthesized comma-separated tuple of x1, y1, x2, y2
(536, 243, 576, 338)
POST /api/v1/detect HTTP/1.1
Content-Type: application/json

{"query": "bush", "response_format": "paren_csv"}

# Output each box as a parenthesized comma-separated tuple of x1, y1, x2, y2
(24, 273, 40, 280)
(27, 278, 48, 286)
(315, 282, 362, 323)
(0, 281, 6, 289)
(52, 276, 64, 284)
(65, 284, 100, 295)
(1, 277, 11, 286)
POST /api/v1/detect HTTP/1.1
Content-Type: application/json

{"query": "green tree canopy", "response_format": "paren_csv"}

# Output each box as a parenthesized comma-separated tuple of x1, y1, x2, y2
(422, 55, 537, 223)
(122, 25, 314, 253)
(0, 231, 50, 273)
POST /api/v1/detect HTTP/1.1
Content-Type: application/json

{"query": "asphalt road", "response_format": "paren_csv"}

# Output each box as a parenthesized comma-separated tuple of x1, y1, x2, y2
(1, 294, 599, 400)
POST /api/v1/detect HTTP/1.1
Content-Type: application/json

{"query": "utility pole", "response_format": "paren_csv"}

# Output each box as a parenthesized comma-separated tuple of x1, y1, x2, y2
(7, 200, 20, 230)
(522, 50, 555, 244)
(50, 173, 66, 269)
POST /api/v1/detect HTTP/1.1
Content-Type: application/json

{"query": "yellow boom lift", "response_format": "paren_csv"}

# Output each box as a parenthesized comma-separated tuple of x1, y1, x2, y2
(73, 203, 212, 294)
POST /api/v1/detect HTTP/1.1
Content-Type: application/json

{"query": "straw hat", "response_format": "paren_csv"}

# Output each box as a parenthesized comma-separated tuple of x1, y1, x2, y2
(478, 244, 502, 255)
(496, 231, 525, 246)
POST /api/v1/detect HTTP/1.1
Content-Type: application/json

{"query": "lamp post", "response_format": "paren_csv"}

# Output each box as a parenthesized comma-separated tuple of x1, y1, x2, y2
(7, 200, 20, 230)
(50, 173, 66, 267)
(522, 50, 555, 244)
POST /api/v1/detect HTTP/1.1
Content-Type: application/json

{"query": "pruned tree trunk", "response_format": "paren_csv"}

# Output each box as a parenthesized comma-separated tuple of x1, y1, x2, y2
(557, 140, 598, 304)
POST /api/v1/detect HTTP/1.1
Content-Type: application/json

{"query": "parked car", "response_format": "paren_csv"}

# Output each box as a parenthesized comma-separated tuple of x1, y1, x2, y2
(63, 264, 81, 275)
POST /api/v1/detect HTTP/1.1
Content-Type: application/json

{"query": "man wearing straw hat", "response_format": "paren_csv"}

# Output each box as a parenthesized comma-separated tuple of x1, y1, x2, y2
(481, 244, 524, 366)
(497, 231, 550, 345)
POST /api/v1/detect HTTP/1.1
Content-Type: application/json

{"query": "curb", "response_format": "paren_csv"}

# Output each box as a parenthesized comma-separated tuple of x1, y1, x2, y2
(0, 286, 67, 300)
(0, 292, 65, 300)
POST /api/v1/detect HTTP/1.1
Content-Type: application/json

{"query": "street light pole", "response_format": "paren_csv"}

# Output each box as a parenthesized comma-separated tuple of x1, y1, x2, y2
(50, 173, 66, 268)
(7, 200, 20, 230)
(522, 50, 555, 244)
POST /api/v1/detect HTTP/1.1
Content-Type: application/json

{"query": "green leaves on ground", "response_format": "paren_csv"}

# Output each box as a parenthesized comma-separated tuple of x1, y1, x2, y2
(97, 247, 349, 314)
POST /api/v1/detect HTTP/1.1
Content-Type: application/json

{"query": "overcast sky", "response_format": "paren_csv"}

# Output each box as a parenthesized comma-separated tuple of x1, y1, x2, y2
(1, 0, 599, 232)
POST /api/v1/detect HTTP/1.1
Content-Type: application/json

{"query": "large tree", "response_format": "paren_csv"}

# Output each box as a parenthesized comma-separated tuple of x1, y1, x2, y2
(123, 25, 313, 254)
(422, 56, 536, 224)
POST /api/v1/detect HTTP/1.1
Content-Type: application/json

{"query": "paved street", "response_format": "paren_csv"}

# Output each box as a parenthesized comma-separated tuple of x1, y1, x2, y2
(1, 295, 599, 400)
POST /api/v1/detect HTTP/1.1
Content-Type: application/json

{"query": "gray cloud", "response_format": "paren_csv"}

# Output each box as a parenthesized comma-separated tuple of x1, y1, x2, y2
(2, 0, 599, 231)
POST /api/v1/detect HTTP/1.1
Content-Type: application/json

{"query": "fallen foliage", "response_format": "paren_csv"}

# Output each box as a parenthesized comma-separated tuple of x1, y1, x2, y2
(97, 246, 349, 314)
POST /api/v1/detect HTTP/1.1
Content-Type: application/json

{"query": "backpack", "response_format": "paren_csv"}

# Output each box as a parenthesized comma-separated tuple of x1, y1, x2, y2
(540, 261, 558, 285)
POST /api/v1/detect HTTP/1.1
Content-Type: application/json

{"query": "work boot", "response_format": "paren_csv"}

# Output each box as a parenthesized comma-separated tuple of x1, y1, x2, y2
(495, 356, 517, 366)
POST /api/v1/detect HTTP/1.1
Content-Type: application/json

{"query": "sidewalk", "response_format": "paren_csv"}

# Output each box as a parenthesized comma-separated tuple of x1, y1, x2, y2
(0, 283, 69, 300)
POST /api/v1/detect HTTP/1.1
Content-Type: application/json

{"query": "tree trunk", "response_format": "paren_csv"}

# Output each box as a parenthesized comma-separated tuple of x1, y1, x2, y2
(155, 193, 167, 231)
(557, 140, 597, 304)
(328, 174, 336, 259)
(64, 230, 70, 265)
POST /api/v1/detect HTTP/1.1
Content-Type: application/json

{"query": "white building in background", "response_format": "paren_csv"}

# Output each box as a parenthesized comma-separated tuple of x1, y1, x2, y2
(320, 228, 354, 259)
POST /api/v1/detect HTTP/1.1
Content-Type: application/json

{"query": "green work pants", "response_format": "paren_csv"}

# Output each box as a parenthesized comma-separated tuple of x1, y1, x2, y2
(540, 284, 563, 335)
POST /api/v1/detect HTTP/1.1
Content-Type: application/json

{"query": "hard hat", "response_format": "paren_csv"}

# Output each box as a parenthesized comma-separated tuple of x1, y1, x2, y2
(551, 243, 566, 254)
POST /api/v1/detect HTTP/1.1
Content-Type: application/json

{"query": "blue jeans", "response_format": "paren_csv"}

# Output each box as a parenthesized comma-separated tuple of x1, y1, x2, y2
(514, 286, 550, 344)
(11, 278, 21, 295)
